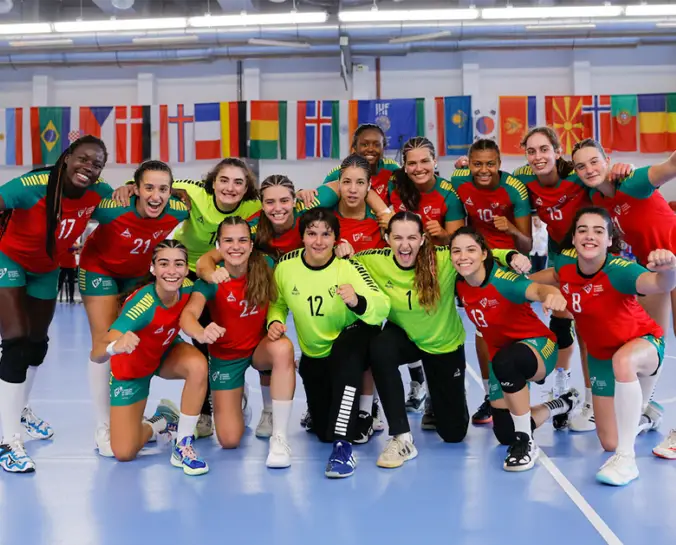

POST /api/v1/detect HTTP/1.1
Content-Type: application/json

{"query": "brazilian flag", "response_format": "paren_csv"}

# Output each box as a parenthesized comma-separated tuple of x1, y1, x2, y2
(31, 107, 71, 166)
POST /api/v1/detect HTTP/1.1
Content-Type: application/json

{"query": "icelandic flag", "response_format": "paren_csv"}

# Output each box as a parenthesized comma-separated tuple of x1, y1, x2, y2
(298, 100, 339, 159)
(194, 103, 222, 161)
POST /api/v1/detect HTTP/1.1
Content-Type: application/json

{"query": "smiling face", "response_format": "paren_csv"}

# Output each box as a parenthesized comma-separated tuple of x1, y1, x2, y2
(218, 222, 253, 269)
(213, 165, 248, 207)
(469, 148, 501, 188)
(64, 142, 106, 192)
(339, 165, 370, 209)
(450, 233, 487, 278)
(573, 146, 609, 189)
(388, 219, 424, 268)
(302, 220, 336, 264)
(573, 212, 613, 261)
(135, 170, 171, 219)
(404, 147, 435, 187)
(354, 128, 385, 169)
(525, 132, 560, 178)
(152, 248, 188, 293)
(262, 184, 295, 228)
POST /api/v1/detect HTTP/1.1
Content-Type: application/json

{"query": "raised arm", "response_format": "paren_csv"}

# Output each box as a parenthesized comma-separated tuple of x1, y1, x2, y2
(636, 249, 676, 295)
(648, 150, 676, 188)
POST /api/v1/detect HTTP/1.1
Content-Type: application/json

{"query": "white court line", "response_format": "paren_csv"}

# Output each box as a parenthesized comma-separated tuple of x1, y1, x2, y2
(665, 355, 676, 360)
(465, 362, 624, 545)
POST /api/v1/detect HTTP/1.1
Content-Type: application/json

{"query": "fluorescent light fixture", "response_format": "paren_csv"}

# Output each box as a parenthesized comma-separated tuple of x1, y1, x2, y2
(0, 22, 52, 35)
(656, 21, 676, 26)
(389, 30, 452, 43)
(132, 35, 199, 45)
(526, 23, 597, 30)
(339, 8, 479, 22)
(626, 4, 676, 16)
(54, 17, 187, 33)
(189, 11, 327, 27)
(10, 38, 73, 47)
(482, 5, 624, 19)
(247, 37, 311, 48)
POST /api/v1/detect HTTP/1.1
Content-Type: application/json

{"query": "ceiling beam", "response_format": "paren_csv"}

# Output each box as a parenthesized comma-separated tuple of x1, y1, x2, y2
(92, 0, 137, 15)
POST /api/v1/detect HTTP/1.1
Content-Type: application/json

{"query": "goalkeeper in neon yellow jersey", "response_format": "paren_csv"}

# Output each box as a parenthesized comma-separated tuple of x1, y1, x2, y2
(267, 208, 390, 479)
(354, 211, 531, 470)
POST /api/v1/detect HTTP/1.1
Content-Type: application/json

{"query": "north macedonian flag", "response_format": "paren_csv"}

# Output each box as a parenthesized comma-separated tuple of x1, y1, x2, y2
(545, 96, 585, 155)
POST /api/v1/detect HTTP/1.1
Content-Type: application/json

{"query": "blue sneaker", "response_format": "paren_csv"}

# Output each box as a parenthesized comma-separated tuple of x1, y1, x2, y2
(21, 406, 54, 440)
(171, 436, 209, 476)
(325, 441, 356, 478)
(0, 438, 36, 473)
(154, 398, 180, 433)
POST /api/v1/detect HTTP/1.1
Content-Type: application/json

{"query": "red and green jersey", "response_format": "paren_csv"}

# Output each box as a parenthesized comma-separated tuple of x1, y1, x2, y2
(193, 275, 269, 360)
(323, 157, 400, 200)
(456, 264, 554, 360)
(512, 164, 591, 251)
(0, 169, 113, 273)
(336, 206, 385, 253)
(451, 170, 531, 249)
(79, 196, 189, 278)
(590, 166, 676, 264)
(250, 185, 339, 257)
(554, 249, 662, 360)
(385, 175, 465, 226)
(110, 279, 194, 380)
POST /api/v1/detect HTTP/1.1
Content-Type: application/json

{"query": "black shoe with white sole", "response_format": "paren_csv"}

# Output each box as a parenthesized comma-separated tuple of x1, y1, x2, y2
(504, 432, 539, 472)
(353, 410, 374, 444)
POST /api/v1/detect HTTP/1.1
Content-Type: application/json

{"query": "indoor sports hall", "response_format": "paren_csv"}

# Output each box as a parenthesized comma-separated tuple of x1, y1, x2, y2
(0, 1, 675, 545)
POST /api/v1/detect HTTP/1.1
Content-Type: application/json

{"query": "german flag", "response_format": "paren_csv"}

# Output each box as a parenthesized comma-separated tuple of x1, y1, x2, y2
(221, 101, 247, 158)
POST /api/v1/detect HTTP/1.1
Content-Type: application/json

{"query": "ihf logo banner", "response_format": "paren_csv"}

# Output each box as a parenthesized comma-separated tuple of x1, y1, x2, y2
(348, 99, 425, 152)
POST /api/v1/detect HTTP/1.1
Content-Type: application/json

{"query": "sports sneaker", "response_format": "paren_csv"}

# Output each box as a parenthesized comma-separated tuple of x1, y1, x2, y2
(371, 398, 385, 432)
(256, 408, 273, 438)
(405, 381, 427, 413)
(266, 434, 292, 468)
(552, 387, 581, 430)
(377, 435, 418, 469)
(195, 414, 213, 439)
(640, 400, 663, 433)
(353, 410, 374, 444)
(504, 432, 539, 472)
(0, 436, 36, 473)
(569, 402, 596, 432)
(653, 430, 676, 459)
(596, 452, 639, 486)
(242, 383, 252, 428)
(472, 396, 492, 425)
(421, 397, 436, 430)
(300, 409, 313, 432)
(21, 406, 54, 440)
(146, 399, 180, 441)
(95, 424, 114, 458)
(325, 441, 356, 478)
(171, 436, 209, 476)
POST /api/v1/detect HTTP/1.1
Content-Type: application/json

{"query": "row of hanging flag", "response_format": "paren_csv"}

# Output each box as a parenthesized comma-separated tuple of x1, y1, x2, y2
(0, 94, 674, 167)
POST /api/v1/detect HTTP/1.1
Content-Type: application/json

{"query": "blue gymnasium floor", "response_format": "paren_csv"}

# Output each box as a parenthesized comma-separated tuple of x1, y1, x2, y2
(1, 304, 675, 545)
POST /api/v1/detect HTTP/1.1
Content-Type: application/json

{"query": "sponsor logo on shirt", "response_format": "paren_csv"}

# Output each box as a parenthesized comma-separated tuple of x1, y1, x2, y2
(121, 229, 132, 238)
(593, 285, 604, 293)
(292, 285, 300, 296)
(227, 292, 236, 303)
(465, 197, 474, 206)
(535, 197, 543, 206)
(558, 195, 568, 204)
(385, 280, 394, 289)
(197, 216, 204, 224)
(562, 283, 569, 294)
(491, 202, 500, 209)
(154, 326, 164, 334)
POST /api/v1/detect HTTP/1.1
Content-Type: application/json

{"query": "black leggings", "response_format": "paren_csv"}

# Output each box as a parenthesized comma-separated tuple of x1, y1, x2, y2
(370, 322, 469, 443)
(58, 267, 77, 303)
(299, 321, 379, 443)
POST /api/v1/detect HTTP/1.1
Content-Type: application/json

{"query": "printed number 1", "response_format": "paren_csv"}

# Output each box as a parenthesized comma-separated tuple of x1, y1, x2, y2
(58, 219, 76, 239)
(406, 290, 413, 310)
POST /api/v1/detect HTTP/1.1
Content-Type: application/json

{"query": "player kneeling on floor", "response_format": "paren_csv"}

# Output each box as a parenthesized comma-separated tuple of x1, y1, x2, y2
(92, 240, 209, 476)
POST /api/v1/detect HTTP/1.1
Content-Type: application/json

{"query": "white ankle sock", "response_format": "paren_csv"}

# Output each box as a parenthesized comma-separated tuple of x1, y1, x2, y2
(176, 413, 199, 443)
(511, 411, 532, 440)
(272, 399, 293, 438)
(88, 359, 111, 428)
(359, 394, 374, 413)
(261, 385, 272, 412)
(23, 366, 38, 408)
(638, 372, 659, 410)
(585, 387, 593, 405)
(0, 379, 26, 440)
(396, 432, 413, 444)
(482, 379, 490, 396)
(614, 380, 642, 456)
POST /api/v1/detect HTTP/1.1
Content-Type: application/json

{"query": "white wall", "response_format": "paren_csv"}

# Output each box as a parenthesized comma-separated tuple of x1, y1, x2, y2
(1, 47, 675, 200)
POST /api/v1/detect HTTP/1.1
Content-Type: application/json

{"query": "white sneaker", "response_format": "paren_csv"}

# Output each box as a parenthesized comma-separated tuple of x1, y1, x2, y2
(21, 406, 54, 439)
(266, 434, 291, 468)
(371, 398, 385, 432)
(639, 400, 663, 433)
(242, 383, 252, 428)
(0, 435, 36, 473)
(569, 402, 596, 432)
(195, 414, 213, 439)
(376, 435, 418, 468)
(405, 381, 427, 413)
(256, 409, 273, 438)
(596, 452, 639, 486)
(95, 424, 114, 458)
(653, 430, 676, 459)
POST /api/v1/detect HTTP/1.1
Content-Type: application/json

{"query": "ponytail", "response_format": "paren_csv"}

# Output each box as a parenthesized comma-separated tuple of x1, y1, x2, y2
(246, 249, 277, 308)
(256, 174, 296, 258)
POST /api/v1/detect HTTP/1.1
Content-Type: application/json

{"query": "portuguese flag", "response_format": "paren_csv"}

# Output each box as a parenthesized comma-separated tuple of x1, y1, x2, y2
(610, 95, 637, 152)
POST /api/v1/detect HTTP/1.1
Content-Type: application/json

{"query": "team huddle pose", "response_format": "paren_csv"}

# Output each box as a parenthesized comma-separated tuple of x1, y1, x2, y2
(0, 126, 674, 489)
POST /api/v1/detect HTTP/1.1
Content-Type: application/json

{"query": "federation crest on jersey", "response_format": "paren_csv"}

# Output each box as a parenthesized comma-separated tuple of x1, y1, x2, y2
(92, 278, 102, 288)
(153, 230, 164, 239)
(583, 284, 593, 294)
(535, 197, 543, 206)
(78, 209, 86, 218)
(491, 202, 500, 209)
(0, 268, 6, 279)
(328, 285, 338, 298)
(480, 298, 488, 308)
(558, 196, 568, 204)
(353, 233, 363, 242)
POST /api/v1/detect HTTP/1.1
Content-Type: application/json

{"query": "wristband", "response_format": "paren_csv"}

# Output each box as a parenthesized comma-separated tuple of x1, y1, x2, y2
(106, 341, 117, 356)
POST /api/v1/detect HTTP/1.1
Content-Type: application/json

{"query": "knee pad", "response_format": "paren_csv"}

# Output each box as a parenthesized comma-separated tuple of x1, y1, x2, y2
(258, 369, 272, 377)
(492, 342, 539, 394)
(549, 316, 574, 349)
(0, 337, 29, 384)
(492, 407, 536, 445)
(25, 337, 49, 368)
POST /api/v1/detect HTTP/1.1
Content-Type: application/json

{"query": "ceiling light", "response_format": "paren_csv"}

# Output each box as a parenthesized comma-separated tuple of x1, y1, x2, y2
(655, 21, 676, 26)
(525, 23, 597, 30)
(338, 9, 479, 22)
(10, 38, 73, 47)
(626, 4, 676, 16)
(132, 35, 199, 45)
(0, 22, 52, 35)
(54, 17, 187, 33)
(247, 38, 311, 48)
(389, 30, 452, 43)
(189, 11, 327, 27)
(482, 5, 624, 19)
